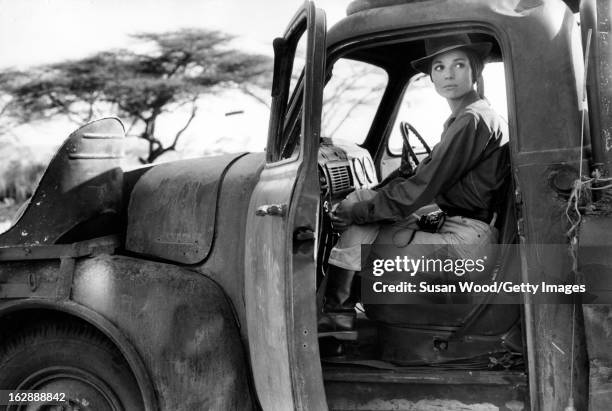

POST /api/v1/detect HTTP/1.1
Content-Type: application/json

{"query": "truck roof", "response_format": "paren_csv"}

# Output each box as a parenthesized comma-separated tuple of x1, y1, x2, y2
(344, 0, 579, 15)
(327, 0, 572, 55)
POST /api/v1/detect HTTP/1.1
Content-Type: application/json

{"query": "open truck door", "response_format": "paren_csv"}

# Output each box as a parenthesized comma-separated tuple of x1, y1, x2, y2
(244, 2, 327, 410)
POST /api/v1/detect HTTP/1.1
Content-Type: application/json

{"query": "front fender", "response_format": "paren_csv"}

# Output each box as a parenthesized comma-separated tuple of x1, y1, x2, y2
(72, 255, 252, 410)
(125, 153, 248, 264)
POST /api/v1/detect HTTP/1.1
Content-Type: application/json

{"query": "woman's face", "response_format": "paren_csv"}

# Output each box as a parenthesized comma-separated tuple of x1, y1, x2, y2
(430, 49, 474, 100)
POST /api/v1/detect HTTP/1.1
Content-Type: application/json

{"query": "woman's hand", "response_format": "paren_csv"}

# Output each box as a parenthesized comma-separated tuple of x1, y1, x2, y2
(329, 199, 355, 232)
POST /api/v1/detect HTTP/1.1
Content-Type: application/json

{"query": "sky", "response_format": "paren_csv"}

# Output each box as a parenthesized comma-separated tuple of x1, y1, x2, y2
(0, 0, 509, 168)
(0, 0, 352, 164)
(0, 0, 349, 68)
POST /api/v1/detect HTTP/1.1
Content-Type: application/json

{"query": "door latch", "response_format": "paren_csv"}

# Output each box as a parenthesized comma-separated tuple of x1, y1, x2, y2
(255, 203, 287, 217)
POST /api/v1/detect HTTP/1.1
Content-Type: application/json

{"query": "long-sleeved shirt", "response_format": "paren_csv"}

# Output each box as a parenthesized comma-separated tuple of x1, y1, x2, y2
(350, 90, 508, 224)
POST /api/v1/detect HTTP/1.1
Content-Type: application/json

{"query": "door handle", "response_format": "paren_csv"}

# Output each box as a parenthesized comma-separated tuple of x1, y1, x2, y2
(255, 203, 287, 217)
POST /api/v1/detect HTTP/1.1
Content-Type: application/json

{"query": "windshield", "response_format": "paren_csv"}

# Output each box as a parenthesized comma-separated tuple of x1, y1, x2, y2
(321, 58, 388, 145)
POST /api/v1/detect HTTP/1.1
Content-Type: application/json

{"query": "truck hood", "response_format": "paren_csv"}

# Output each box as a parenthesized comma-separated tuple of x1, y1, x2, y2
(125, 153, 249, 264)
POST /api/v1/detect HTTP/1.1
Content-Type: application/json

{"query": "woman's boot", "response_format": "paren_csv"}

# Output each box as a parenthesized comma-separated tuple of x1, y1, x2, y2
(318, 265, 358, 332)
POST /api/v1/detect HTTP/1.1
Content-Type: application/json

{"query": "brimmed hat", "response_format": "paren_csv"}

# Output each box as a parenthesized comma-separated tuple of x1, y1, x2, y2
(411, 34, 492, 74)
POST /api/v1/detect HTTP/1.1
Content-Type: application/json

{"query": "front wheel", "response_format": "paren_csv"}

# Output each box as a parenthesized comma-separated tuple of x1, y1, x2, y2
(0, 321, 145, 411)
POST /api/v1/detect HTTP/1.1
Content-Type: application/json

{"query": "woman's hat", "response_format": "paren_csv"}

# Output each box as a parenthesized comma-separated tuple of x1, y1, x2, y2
(411, 34, 492, 74)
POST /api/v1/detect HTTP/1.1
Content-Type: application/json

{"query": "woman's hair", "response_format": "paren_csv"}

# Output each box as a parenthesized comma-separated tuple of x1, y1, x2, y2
(465, 48, 485, 82)
(428, 48, 485, 83)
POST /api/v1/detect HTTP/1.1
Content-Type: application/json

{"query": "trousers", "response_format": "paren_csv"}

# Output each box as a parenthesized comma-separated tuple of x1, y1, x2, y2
(328, 189, 498, 272)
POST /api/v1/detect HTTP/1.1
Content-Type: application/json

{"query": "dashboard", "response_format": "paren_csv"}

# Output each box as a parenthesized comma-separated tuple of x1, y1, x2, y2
(316, 138, 379, 282)
(318, 137, 378, 202)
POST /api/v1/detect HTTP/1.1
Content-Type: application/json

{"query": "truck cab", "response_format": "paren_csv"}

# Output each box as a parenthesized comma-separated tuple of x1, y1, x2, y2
(1, 0, 610, 410)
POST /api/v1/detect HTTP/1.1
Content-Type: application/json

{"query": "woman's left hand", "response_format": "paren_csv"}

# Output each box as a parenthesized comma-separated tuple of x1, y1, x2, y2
(329, 199, 354, 231)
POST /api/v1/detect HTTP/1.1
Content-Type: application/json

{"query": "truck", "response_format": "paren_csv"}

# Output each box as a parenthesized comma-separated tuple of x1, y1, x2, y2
(0, 0, 611, 409)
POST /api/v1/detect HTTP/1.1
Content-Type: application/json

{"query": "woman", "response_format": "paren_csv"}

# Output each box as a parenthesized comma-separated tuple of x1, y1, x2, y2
(319, 34, 508, 332)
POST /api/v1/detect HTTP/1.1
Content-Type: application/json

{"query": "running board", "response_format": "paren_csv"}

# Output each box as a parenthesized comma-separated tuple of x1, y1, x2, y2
(323, 367, 528, 410)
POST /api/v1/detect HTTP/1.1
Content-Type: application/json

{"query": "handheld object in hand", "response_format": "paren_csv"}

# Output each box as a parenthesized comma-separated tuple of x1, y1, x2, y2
(417, 210, 446, 233)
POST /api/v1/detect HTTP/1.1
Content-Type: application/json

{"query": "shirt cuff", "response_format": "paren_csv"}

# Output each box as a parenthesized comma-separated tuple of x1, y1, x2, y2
(351, 200, 371, 224)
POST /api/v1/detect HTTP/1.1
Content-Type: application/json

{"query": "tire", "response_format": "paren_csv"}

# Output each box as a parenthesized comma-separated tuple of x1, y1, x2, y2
(0, 321, 144, 411)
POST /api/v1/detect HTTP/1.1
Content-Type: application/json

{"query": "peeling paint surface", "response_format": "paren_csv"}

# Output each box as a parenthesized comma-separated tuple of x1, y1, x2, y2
(72, 255, 253, 410)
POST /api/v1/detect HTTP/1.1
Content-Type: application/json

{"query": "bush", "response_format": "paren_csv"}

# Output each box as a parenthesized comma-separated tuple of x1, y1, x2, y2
(0, 160, 46, 203)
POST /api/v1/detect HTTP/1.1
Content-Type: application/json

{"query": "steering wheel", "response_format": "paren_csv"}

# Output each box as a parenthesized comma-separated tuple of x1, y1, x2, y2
(399, 121, 432, 172)
(316, 164, 336, 290)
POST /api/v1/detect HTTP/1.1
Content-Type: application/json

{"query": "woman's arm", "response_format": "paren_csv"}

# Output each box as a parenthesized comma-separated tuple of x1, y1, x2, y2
(350, 112, 490, 224)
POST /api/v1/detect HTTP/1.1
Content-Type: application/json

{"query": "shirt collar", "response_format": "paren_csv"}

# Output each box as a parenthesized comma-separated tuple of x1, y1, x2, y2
(443, 89, 480, 129)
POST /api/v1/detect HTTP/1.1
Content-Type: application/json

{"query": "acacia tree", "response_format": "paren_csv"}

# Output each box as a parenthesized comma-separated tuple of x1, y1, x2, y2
(3, 29, 272, 163)
(0, 72, 21, 136)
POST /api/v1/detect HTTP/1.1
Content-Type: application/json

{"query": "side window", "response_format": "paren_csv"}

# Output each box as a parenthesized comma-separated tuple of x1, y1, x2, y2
(276, 34, 308, 161)
(267, 25, 308, 163)
(321, 59, 387, 144)
(288, 36, 307, 106)
(388, 61, 508, 156)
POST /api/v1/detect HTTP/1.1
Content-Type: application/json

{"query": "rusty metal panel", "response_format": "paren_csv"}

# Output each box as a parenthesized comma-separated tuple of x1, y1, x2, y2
(0, 260, 64, 299)
(72, 255, 253, 410)
(578, 216, 612, 410)
(0, 118, 124, 246)
(198, 153, 265, 337)
(0, 235, 119, 261)
(346, 0, 580, 14)
(125, 153, 247, 264)
(0, 236, 119, 299)
(582, 305, 612, 411)
(581, 0, 612, 175)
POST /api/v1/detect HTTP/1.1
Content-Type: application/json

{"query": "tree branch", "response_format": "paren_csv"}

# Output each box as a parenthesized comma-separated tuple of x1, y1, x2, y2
(125, 117, 140, 136)
(240, 85, 270, 108)
(327, 87, 381, 137)
(45, 92, 86, 124)
(169, 99, 197, 150)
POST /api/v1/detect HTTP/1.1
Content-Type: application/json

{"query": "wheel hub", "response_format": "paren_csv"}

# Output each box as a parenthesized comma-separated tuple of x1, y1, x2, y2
(13, 366, 123, 411)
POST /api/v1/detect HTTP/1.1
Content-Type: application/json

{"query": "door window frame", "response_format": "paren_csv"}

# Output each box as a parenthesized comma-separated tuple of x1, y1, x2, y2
(266, 3, 326, 168)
